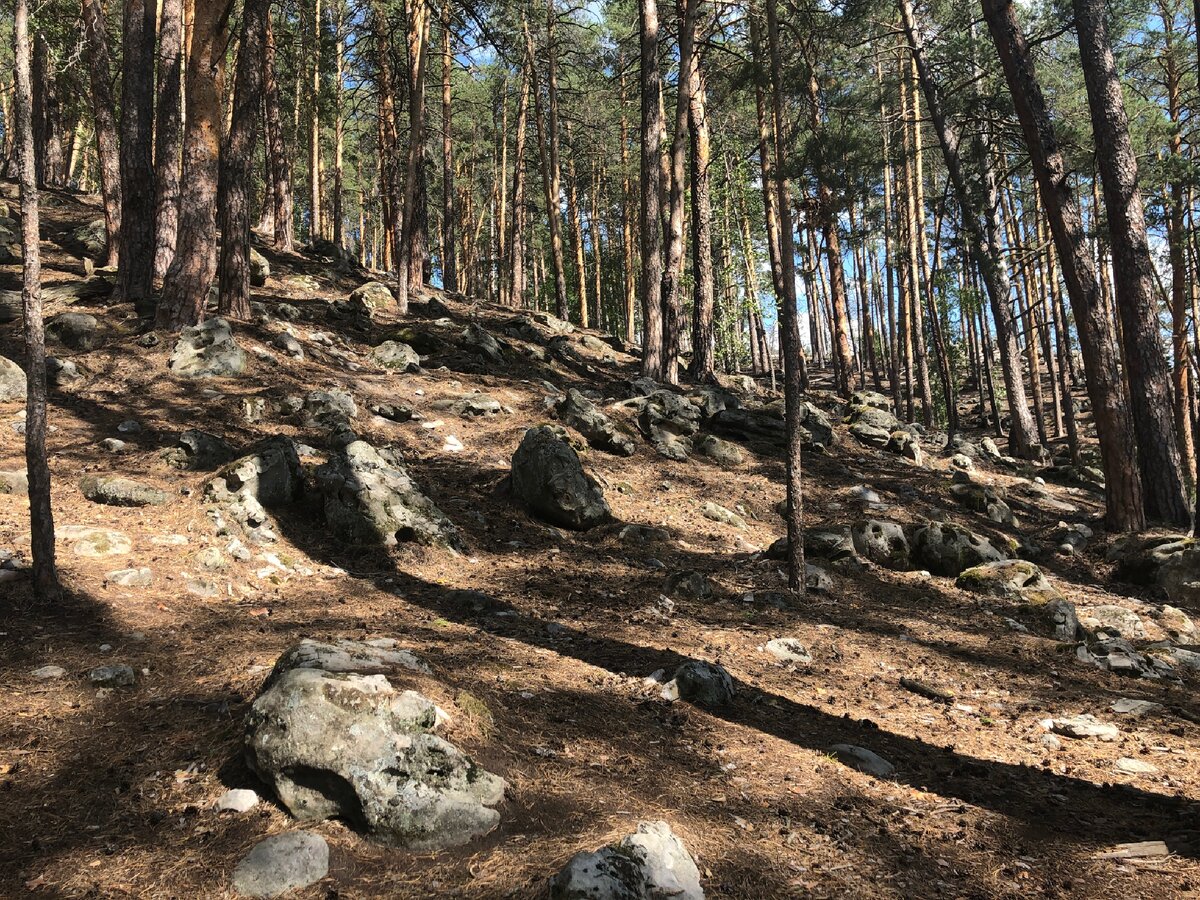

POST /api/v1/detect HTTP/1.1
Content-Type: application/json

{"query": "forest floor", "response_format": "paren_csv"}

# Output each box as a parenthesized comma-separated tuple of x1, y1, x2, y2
(1, 184, 1199, 899)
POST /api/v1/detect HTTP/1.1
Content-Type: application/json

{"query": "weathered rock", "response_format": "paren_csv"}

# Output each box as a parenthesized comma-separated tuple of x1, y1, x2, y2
(244, 667, 506, 849)
(911, 522, 1006, 577)
(850, 519, 911, 570)
(1160, 605, 1196, 642)
(56, 525, 132, 557)
(231, 832, 329, 899)
(1047, 599, 1085, 642)
(555, 389, 636, 456)
(1043, 714, 1119, 741)
(828, 744, 896, 778)
(0, 469, 27, 495)
(80, 475, 169, 507)
(350, 280, 394, 312)
(664, 570, 713, 600)
(46, 356, 82, 386)
(633, 391, 702, 461)
(106, 567, 152, 587)
(263, 638, 430, 690)
(850, 422, 891, 449)
(32, 664, 66, 680)
(316, 441, 464, 551)
(169, 318, 247, 378)
(0, 355, 25, 401)
(886, 430, 923, 465)
(765, 638, 812, 665)
(249, 248, 270, 287)
(1084, 637, 1173, 679)
(701, 501, 746, 529)
(163, 430, 237, 471)
(433, 393, 503, 417)
(462, 322, 505, 364)
(618, 523, 670, 544)
(850, 390, 892, 412)
(370, 340, 421, 372)
(45, 312, 101, 351)
(1050, 521, 1092, 555)
(216, 788, 260, 813)
(88, 664, 135, 687)
(549, 820, 704, 900)
(950, 483, 1014, 525)
(205, 437, 303, 543)
(70, 218, 106, 258)
(511, 426, 611, 530)
(662, 661, 733, 705)
(956, 560, 1062, 604)
(686, 385, 740, 419)
(694, 433, 742, 465)
(1081, 605, 1148, 641)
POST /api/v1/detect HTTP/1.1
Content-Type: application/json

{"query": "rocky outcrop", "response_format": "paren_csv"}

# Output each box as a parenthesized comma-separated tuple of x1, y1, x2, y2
(169, 318, 247, 378)
(555, 389, 636, 456)
(956, 560, 1062, 604)
(204, 436, 303, 543)
(511, 426, 611, 530)
(316, 440, 465, 551)
(912, 522, 1007, 577)
(244, 644, 506, 850)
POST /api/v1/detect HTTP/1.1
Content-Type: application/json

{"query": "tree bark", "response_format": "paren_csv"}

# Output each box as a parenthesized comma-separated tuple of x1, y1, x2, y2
(152, 0, 184, 281)
(395, 0, 430, 311)
(565, 120, 588, 326)
(441, 5, 457, 292)
(687, 38, 716, 384)
(638, 0, 665, 378)
(1072, 0, 1189, 525)
(15, 0, 59, 601)
(157, 0, 228, 329)
(32, 34, 64, 188)
(509, 62, 530, 306)
(118, 0, 157, 313)
(764, 0, 805, 597)
(982, 0, 1143, 529)
(264, 10, 294, 251)
(309, 0, 322, 241)
(217, 0, 267, 320)
(81, 0, 122, 266)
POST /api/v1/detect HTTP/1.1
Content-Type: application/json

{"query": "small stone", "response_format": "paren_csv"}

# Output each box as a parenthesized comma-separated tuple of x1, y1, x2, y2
(1042, 714, 1119, 742)
(231, 832, 329, 899)
(765, 638, 812, 665)
(215, 788, 260, 813)
(700, 501, 746, 529)
(117, 419, 142, 434)
(664, 570, 713, 601)
(57, 525, 132, 558)
(827, 744, 896, 778)
(100, 438, 126, 453)
(1115, 757, 1158, 776)
(1110, 698, 1162, 717)
(88, 664, 135, 687)
(32, 665, 66, 680)
(663, 660, 733, 706)
(106, 567, 152, 587)
(1040, 733, 1062, 751)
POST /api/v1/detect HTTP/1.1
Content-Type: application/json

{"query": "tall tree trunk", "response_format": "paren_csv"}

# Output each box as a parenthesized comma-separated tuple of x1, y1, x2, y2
(638, 0, 665, 378)
(14, 0, 58, 601)
(543, 2, 568, 318)
(372, 0, 401, 276)
(81, 0, 122, 267)
(118, 0, 157, 312)
(982, 0, 1143, 529)
(1073, 0, 1189, 525)
(332, 0, 346, 250)
(152, 0, 184, 281)
(619, 61, 636, 343)
(309, 0, 322, 241)
(525, 20, 569, 320)
(395, 0, 430, 311)
(32, 34, 64, 188)
(441, 5, 457, 292)
(565, 121, 588, 326)
(660, 0, 701, 386)
(157, 0, 227, 329)
(687, 40, 716, 384)
(264, 10, 294, 251)
(217, 0, 267, 320)
(764, 0, 804, 597)
(898, 0, 1039, 457)
(509, 62, 530, 306)
(878, 58, 901, 414)
(907, 57, 935, 424)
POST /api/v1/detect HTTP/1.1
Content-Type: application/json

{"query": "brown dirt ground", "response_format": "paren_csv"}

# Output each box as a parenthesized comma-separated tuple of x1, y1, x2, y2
(1, 185, 1199, 899)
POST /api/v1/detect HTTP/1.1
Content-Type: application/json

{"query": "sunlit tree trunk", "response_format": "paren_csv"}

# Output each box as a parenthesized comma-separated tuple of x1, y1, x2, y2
(81, 0, 121, 266)
(638, 0, 665, 377)
(509, 62, 530, 306)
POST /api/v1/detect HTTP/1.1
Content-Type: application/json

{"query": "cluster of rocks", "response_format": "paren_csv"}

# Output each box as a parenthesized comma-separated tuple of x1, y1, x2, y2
(169, 318, 247, 379)
(204, 436, 303, 543)
(844, 391, 923, 464)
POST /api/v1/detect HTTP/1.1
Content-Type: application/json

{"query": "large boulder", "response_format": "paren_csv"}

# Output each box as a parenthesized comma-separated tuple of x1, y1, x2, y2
(349, 280, 394, 312)
(462, 322, 505, 364)
(950, 482, 1014, 525)
(204, 436, 303, 543)
(1106, 533, 1200, 605)
(262, 638, 430, 690)
(46, 312, 101, 351)
(162, 429, 237, 471)
(912, 522, 1007, 577)
(850, 519, 911, 570)
(709, 402, 835, 451)
(633, 390, 702, 460)
(80, 475, 170, 507)
(550, 821, 704, 900)
(249, 247, 270, 287)
(0, 355, 25, 402)
(369, 340, 420, 372)
(231, 832, 328, 899)
(316, 440, 465, 551)
(511, 426, 611, 530)
(956, 560, 1062, 604)
(244, 662, 506, 849)
(555, 389, 636, 457)
(169, 318, 247, 378)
